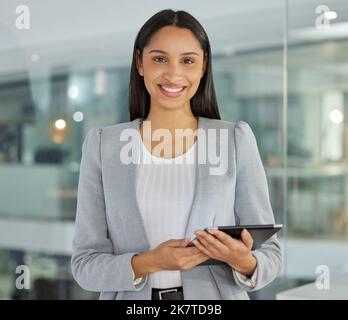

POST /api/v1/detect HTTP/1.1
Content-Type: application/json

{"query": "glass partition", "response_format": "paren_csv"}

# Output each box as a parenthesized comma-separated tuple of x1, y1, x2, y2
(285, 0, 348, 287)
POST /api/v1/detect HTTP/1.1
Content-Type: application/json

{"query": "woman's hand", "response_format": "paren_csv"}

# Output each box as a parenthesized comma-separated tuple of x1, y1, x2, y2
(193, 228, 257, 277)
(149, 238, 210, 272)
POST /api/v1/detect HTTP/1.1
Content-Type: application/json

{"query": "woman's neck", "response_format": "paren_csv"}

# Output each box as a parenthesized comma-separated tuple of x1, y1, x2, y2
(139, 106, 198, 158)
(143, 106, 198, 133)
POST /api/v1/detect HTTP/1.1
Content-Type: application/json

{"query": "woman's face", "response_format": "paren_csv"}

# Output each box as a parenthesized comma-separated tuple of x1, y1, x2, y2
(136, 26, 207, 112)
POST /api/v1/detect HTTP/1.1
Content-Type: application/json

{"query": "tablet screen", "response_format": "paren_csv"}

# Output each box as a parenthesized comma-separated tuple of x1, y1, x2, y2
(187, 224, 283, 266)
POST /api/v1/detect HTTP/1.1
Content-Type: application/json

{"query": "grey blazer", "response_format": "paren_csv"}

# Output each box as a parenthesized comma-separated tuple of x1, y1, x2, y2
(71, 116, 282, 300)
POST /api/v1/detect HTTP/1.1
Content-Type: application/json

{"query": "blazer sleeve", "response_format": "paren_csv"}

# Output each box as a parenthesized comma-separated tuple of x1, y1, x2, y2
(231, 121, 282, 291)
(71, 127, 147, 292)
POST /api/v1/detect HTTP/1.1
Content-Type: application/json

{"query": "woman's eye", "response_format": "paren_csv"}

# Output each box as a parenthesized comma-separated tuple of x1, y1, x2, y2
(183, 58, 194, 64)
(153, 57, 194, 64)
(154, 57, 166, 63)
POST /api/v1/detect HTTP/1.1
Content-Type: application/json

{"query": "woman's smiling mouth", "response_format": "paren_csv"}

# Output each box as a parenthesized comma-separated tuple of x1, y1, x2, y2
(158, 84, 187, 97)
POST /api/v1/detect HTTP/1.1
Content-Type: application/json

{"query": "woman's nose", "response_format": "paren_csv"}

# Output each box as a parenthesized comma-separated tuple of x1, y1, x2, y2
(163, 62, 183, 81)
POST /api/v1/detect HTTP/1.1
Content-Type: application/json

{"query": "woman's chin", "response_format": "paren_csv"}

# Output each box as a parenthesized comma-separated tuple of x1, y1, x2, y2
(153, 95, 187, 108)
(159, 102, 186, 110)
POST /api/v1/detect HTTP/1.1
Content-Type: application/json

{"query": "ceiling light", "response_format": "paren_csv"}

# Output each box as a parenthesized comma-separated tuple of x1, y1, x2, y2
(68, 85, 79, 99)
(55, 119, 66, 130)
(324, 11, 337, 20)
(31, 53, 40, 62)
(73, 111, 84, 122)
(329, 109, 343, 124)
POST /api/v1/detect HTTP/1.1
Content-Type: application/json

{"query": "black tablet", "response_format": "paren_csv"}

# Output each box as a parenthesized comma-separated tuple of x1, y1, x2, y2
(187, 224, 283, 266)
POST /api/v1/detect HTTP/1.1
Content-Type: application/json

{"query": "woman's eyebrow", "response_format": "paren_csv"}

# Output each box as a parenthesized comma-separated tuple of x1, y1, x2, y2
(148, 49, 199, 56)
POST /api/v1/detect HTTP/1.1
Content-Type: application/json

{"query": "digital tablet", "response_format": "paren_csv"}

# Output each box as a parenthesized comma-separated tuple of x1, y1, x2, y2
(187, 224, 283, 266)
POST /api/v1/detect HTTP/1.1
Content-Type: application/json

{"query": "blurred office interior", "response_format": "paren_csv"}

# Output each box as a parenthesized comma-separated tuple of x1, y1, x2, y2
(0, 0, 348, 299)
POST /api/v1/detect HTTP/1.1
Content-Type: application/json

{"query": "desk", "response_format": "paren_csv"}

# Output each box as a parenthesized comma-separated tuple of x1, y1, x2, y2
(276, 274, 348, 299)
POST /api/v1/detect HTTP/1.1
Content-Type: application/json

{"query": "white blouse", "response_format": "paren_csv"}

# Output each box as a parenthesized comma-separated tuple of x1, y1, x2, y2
(135, 138, 197, 289)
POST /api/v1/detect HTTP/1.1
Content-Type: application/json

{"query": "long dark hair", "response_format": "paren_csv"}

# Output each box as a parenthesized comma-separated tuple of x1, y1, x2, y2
(128, 9, 221, 121)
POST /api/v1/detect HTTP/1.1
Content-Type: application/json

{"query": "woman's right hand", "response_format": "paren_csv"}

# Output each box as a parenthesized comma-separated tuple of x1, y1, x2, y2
(149, 238, 210, 271)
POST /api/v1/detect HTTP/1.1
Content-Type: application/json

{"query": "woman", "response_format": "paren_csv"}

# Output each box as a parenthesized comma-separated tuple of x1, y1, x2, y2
(71, 9, 282, 300)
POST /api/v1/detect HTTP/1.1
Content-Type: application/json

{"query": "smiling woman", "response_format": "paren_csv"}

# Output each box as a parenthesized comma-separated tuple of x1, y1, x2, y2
(71, 9, 282, 301)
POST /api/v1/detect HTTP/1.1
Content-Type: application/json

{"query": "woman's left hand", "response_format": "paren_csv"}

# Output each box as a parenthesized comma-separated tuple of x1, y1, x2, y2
(193, 228, 257, 277)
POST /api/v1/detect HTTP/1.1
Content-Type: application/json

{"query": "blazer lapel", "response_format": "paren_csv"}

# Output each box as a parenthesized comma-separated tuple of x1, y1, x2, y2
(125, 117, 151, 252)
(183, 116, 220, 239)
(105, 117, 150, 253)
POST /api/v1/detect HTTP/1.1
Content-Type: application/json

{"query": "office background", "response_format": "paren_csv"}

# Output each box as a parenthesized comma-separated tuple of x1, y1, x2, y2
(0, 0, 347, 299)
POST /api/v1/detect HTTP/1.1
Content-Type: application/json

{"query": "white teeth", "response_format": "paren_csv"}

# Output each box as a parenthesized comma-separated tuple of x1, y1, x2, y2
(160, 85, 184, 93)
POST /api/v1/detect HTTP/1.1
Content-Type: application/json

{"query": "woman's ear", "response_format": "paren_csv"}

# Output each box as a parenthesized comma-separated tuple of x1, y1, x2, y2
(136, 49, 144, 77)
